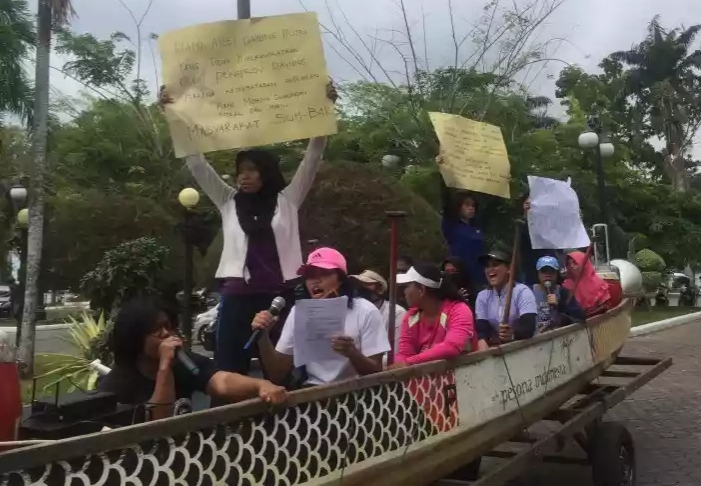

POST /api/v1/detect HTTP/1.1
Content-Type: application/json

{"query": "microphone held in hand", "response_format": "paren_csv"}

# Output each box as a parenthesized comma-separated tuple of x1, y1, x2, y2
(176, 348, 201, 376)
(244, 296, 287, 350)
(544, 280, 553, 295)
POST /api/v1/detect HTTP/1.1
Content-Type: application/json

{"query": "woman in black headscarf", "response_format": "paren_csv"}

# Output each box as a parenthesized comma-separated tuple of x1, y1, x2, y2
(160, 82, 338, 375)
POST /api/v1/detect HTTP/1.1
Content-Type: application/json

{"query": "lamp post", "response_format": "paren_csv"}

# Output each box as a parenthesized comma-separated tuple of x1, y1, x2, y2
(15, 208, 28, 348)
(178, 188, 200, 349)
(578, 116, 615, 224)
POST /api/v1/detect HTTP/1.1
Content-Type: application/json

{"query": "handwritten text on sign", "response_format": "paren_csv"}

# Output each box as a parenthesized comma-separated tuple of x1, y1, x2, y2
(429, 112, 511, 199)
(159, 12, 337, 157)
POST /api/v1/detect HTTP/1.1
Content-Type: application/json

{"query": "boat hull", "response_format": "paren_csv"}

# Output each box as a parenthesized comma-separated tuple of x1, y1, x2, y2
(0, 300, 632, 486)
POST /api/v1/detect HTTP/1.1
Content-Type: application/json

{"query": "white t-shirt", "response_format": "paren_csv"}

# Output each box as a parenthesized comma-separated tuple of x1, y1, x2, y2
(275, 297, 391, 385)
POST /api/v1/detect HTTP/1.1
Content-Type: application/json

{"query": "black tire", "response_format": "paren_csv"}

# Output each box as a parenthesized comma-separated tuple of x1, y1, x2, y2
(590, 421, 635, 486)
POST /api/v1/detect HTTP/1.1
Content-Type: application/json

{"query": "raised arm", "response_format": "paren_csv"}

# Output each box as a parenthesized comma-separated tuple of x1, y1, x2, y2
(283, 136, 327, 207)
(185, 154, 236, 208)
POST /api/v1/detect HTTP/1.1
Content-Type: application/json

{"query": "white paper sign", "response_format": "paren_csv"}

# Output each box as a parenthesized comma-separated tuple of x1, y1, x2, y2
(293, 296, 347, 367)
(527, 176, 590, 250)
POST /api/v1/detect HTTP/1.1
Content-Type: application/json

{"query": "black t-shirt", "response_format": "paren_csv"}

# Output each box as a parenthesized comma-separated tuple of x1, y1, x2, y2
(98, 352, 219, 405)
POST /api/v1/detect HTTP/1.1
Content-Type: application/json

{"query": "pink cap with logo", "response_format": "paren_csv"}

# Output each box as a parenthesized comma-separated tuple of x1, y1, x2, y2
(297, 247, 348, 275)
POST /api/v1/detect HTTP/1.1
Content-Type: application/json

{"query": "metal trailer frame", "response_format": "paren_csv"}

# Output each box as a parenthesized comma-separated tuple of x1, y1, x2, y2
(437, 355, 672, 486)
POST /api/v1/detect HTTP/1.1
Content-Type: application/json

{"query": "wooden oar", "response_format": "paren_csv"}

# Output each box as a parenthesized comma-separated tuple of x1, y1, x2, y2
(385, 211, 406, 365)
(499, 220, 525, 343)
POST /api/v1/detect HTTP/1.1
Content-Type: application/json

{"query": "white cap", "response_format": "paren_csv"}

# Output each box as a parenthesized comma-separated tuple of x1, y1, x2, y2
(396, 267, 441, 288)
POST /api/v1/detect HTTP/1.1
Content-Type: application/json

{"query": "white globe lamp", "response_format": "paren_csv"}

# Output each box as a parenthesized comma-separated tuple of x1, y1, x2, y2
(381, 154, 401, 169)
(178, 188, 200, 209)
(599, 142, 615, 158)
(578, 131, 599, 149)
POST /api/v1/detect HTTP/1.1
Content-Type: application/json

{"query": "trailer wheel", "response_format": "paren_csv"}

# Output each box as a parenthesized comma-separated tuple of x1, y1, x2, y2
(590, 421, 635, 486)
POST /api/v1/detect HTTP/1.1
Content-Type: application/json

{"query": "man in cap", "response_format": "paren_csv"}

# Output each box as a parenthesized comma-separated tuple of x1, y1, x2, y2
(350, 270, 407, 354)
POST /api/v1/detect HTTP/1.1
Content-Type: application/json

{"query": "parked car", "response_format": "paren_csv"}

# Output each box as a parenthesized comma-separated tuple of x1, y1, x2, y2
(0, 285, 11, 318)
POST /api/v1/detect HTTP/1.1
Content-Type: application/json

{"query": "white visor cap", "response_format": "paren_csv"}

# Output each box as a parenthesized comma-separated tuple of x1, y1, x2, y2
(396, 266, 441, 288)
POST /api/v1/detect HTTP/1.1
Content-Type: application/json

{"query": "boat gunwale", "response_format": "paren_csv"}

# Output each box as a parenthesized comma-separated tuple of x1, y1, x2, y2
(0, 299, 633, 474)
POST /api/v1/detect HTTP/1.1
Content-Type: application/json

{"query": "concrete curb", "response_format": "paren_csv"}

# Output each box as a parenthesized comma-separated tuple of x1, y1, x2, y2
(630, 310, 701, 338)
(0, 323, 72, 333)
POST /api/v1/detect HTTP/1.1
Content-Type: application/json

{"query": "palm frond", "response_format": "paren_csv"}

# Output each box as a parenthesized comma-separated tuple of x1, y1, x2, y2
(50, 0, 75, 25)
(678, 24, 701, 47)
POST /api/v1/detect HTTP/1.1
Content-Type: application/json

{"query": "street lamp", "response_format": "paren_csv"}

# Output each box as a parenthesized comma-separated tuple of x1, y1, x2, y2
(178, 188, 199, 349)
(9, 185, 27, 208)
(579, 115, 615, 225)
(15, 208, 28, 347)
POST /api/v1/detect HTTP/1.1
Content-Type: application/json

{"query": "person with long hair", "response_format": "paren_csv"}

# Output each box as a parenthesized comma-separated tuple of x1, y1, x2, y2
(389, 262, 477, 369)
(436, 155, 486, 286)
(99, 298, 286, 421)
(563, 251, 612, 317)
(251, 247, 390, 387)
(475, 248, 537, 350)
(160, 83, 338, 374)
(441, 256, 476, 311)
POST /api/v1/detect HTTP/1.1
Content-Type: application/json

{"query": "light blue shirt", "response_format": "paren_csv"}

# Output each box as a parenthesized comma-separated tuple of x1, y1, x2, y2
(475, 283, 537, 334)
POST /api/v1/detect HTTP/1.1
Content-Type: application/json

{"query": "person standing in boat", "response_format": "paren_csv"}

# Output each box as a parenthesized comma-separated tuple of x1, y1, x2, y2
(160, 82, 338, 375)
(532, 256, 586, 334)
(388, 263, 477, 368)
(475, 248, 538, 350)
(99, 298, 287, 421)
(436, 155, 486, 287)
(563, 251, 612, 317)
(251, 248, 390, 387)
(350, 269, 406, 354)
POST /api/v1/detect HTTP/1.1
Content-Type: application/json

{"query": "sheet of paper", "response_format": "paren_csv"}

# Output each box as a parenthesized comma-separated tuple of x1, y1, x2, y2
(527, 176, 591, 250)
(429, 112, 511, 199)
(293, 296, 348, 366)
(159, 12, 338, 157)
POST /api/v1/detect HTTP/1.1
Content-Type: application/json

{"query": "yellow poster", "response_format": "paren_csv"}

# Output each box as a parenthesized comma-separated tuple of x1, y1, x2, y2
(429, 112, 511, 199)
(159, 12, 338, 158)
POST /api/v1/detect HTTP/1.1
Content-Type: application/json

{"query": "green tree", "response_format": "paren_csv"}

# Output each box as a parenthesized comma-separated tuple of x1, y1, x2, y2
(0, 0, 35, 122)
(610, 16, 701, 192)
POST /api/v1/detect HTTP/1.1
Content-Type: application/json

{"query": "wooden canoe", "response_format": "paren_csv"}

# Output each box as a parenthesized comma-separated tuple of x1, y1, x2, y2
(0, 297, 633, 486)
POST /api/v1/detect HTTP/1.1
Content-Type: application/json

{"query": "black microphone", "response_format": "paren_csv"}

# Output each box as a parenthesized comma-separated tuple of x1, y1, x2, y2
(544, 281, 556, 306)
(244, 296, 287, 350)
(176, 348, 201, 376)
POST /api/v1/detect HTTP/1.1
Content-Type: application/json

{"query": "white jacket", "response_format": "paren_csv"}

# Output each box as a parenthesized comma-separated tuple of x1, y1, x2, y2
(185, 137, 327, 282)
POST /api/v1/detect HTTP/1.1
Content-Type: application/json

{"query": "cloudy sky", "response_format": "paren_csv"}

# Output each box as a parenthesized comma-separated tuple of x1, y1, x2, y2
(22, 0, 701, 153)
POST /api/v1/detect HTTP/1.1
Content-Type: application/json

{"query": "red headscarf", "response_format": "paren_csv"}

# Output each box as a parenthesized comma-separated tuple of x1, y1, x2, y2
(563, 251, 611, 316)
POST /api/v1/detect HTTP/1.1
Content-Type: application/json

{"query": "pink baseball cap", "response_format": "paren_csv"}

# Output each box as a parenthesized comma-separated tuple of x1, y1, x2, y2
(297, 247, 348, 275)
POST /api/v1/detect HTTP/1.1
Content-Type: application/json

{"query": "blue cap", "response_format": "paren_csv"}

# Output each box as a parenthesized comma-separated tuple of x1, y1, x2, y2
(536, 256, 560, 271)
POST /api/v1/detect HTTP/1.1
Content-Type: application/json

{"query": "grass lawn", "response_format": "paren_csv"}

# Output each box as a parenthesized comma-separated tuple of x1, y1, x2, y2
(631, 306, 699, 327)
(20, 354, 60, 404)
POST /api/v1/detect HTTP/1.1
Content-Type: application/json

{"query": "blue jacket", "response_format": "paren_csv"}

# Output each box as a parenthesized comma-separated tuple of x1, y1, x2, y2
(440, 180, 486, 285)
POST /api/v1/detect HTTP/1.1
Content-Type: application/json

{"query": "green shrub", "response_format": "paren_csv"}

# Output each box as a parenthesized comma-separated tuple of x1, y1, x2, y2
(641, 271, 662, 292)
(634, 249, 666, 272)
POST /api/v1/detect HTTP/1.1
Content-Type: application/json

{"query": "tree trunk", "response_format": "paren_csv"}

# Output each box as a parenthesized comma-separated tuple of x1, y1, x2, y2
(18, 0, 51, 378)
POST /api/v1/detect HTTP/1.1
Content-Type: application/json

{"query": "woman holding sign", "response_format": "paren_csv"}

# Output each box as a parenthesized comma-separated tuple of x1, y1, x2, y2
(160, 82, 337, 375)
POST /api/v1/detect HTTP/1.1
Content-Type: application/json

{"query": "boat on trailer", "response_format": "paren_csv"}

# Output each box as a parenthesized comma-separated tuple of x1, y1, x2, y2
(0, 229, 669, 486)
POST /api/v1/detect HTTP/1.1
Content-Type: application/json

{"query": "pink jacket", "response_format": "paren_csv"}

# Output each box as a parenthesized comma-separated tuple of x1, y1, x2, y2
(396, 300, 476, 365)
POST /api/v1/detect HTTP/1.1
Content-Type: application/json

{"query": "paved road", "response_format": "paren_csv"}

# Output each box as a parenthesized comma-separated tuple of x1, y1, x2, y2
(503, 321, 701, 486)
(0, 326, 75, 354)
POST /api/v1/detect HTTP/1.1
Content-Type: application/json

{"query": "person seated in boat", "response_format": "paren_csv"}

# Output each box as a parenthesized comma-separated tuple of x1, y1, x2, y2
(252, 247, 391, 387)
(563, 251, 612, 317)
(99, 298, 287, 421)
(388, 263, 477, 369)
(350, 269, 406, 354)
(532, 256, 586, 334)
(521, 196, 561, 286)
(396, 255, 413, 308)
(475, 248, 538, 350)
(442, 256, 476, 311)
